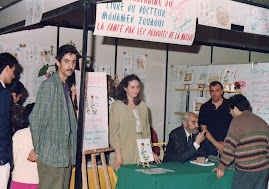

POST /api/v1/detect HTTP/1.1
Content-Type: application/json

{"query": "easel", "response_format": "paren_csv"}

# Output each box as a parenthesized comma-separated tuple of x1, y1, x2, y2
(137, 161, 151, 168)
(183, 84, 190, 89)
(82, 147, 114, 189)
(223, 84, 232, 91)
(198, 84, 206, 90)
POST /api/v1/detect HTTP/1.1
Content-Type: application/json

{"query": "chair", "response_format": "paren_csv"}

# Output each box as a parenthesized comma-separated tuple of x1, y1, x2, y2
(153, 142, 168, 162)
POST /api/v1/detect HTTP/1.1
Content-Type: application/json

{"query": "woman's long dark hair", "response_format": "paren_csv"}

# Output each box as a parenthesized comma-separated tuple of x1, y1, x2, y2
(117, 74, 141, 105)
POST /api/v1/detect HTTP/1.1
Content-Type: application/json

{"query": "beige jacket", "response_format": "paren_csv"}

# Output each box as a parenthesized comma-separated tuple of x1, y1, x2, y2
(109, 100, 151, 166)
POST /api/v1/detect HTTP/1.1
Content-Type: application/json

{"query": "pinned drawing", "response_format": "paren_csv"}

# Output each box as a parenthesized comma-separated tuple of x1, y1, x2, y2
(183, 69, 196, 84)
(124, 53, 146, 72)
(207, 67, 223, 84)
(85, 94, 99, 115)
(221, 68, 236, 85)
(4, 46, 22, 63)
(193, 97, 207, 114)
(123, 66, 133, 77)
(216, 5, 229, 27)
(196, 66, 208, 85)
(99, 65, 111, 75)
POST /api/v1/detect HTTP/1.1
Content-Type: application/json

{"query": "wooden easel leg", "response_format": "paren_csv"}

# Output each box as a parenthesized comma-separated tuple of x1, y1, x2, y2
(101, 152, 111, 189)
(91, 154, 100, 189)
(82, 155, 88, 189)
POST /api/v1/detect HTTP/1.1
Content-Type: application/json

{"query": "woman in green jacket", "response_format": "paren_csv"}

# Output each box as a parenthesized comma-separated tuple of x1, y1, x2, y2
(109, 74, 160, 171)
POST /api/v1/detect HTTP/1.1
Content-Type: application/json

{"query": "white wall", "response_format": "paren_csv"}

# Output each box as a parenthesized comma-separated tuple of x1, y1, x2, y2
(0, 0, 79, 28)
(1, 26, 268, 144)
(212, 47, 249, 64)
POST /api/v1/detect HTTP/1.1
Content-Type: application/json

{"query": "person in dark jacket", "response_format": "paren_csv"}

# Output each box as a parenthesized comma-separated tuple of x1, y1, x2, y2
(0, 53, 18, 188)
(164, 112, 207, 163)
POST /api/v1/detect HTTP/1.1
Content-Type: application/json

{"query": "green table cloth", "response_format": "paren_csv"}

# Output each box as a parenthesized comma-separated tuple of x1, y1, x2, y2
(116, 162, 234, 189)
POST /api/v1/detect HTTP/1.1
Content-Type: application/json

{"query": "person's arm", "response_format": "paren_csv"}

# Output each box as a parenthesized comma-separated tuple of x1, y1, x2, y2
(213, 119, 239, 178)
(109, 102, 123, 171)
(113, 149, 123, 172)
(12, 133, 19, 164)
(29, 82, 53, 154)
(200, 124, 224, 154)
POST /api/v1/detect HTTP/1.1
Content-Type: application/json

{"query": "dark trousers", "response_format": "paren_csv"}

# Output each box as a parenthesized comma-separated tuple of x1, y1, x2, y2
(37, 143, 72, 189)
(231, 168, 269, 189)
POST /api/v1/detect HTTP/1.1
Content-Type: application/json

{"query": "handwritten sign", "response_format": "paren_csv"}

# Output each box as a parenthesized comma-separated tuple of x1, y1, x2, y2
(244, 6, 269, 36)
(94, 0, 196, 46)
(247, 64, 269, 124)
(75, 71, 109, 151)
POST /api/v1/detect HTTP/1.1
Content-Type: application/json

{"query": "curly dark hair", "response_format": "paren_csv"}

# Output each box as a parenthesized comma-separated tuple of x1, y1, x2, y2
(228, 94, 251, 112)
(117, 74, 141, 105)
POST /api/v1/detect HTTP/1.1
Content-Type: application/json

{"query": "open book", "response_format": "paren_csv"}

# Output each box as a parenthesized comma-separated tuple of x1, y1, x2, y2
(190, 161, 215, 166)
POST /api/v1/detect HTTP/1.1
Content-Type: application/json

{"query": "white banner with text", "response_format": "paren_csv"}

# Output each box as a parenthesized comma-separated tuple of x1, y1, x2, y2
(94, 0, 196, 46)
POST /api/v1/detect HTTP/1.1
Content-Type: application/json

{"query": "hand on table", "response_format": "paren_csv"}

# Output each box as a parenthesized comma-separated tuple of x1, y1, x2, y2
(194, 157, 205, 163)
(153, 152, 161, 164)
(114, 155, 124, 172)
(27, 149, 38, 162)
(212, 167, 225, 179)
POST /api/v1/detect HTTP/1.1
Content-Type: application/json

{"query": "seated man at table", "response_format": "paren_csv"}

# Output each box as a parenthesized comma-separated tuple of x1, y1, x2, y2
(164, 112, 207, 163)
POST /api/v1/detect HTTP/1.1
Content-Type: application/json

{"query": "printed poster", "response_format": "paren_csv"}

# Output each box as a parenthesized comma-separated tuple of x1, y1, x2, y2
(135, 168, 175, 174)
(193, 97, 207, 114)
(244, 6, 269, 36)
(25, 0, 44, 26)
(171, 65, 187, 83)
(94, 0, 197, 46)
(75, 71, 109, 151)
(183, 68, 195, 84)
(24, 46, 40, 64)
(198, 0, 232, 30)
(123, 66, 133, 77)
(137, 139, 154, 163)
(124, 53, 147, 72)
(4, 46, 22, 63)
(207, 67, 223, 85)
(99, 65, 111, 75)
(195, 66, 208, 85)
(247, 63, 269, 125)
(221, 68, 236, 85)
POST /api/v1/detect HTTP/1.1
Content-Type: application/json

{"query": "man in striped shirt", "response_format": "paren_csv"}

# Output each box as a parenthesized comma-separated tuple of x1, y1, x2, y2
(212, 94, 269, 189)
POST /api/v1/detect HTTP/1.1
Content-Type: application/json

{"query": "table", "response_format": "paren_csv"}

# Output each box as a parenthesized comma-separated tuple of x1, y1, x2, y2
(116, 162, 234, 189)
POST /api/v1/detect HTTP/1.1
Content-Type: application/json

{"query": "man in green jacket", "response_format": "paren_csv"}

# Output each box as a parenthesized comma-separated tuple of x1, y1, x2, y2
(29, 45, 78, 189)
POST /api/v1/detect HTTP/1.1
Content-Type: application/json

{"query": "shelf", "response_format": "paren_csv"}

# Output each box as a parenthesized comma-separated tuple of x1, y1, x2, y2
(174, 112, 185, 115)
(175, 88, 246, 93)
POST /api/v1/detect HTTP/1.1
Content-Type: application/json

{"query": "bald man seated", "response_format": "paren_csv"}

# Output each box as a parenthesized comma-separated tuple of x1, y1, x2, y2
(164, 112, 207, 163)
